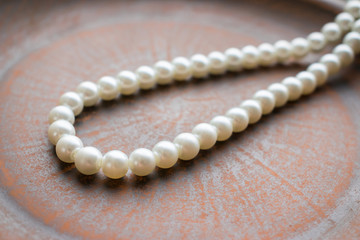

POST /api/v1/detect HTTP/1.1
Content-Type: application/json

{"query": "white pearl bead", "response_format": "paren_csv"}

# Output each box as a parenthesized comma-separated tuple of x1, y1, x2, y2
(117, 71, 139, 95)
(48, 119, 76, 145)
(210, 116, 233, 141)
(154, 60, 174, 85)
(153, 141, 178, 168)
(281, 77, 303, 101)
(333, 44, 355, 67)
(307, 63, 328, 86)
(225, 108, 249, 133)
(129, 148, 156, 176)
(253, 90, 276, 115)
(59, 92, 84, 116)
(352, 19, 360, 33)
(242, 45, 260, 69)
(173, 133, 200, 161)
(136, 66, 157, 90)
(343, 32, 360, 54)
(267, 83, 289, 107)
(345, 0, 360, 18)
(74, 147, 102, 175)
(102, 150, 128, 179)
(258, 43, 277, 67)
(56, 135, 83, 163)
(274, 40, 292, 62)
(97, 76, 119, 101)
(48, 105, 75, 124)
(335, 12, 355, 32)
(76, 81, 99, 107)
(320, 54, 341, 76)
(172, 57, 192, 81)
(224, 48, 243, 71)
(208, 51, 227, 75)
(192, 123, 218, 149)
(240, 100, 262, 124)
(307, 32, 327, 52)
(291, 38, 310, 59)
(296, 71, 317, 95)
(190, 54, 209, 78)
(321, 22, 341, 42)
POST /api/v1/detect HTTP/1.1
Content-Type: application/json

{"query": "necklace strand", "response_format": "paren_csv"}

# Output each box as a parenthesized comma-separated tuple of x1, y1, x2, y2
(48, 1, 360, 179)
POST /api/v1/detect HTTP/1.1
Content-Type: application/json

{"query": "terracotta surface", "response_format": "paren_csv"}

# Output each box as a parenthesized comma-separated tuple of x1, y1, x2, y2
(1, 0, 360, 239)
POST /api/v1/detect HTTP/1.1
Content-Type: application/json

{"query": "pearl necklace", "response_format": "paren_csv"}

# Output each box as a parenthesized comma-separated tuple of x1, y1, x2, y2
(48, 1, 360, 179)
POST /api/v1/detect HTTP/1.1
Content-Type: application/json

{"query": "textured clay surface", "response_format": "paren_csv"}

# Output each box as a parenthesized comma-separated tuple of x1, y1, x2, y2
(0, 0, 360, 239)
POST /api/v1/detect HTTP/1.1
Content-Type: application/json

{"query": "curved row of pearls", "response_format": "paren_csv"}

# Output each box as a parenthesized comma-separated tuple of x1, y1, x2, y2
(48, 1, 360, 178)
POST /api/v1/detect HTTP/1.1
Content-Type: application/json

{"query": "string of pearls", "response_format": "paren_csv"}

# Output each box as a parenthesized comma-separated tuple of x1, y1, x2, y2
(48, 1, 360, 179)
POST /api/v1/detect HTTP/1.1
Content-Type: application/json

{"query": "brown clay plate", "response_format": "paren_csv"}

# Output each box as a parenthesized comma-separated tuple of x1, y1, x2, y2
(1, 0, 360, 239)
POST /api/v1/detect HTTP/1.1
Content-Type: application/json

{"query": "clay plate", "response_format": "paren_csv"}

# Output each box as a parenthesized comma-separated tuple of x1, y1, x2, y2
(0, 0, 360, 239)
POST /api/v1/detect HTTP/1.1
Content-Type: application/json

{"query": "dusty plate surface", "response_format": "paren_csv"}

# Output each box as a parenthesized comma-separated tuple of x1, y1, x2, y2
(0, 0, 360, 239)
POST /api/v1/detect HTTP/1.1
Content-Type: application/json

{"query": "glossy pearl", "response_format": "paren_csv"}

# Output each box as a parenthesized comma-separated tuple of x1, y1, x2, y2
(291, 38, 309, 59)
(117, 71, 139, 95)
(225, 108, 249, 133)
(59, 92, 84, 116)
(267, 83, 289, 107)
(274, 40, 292, 62)
(74, 147, 102, 175)
(258, 43, 277, 67)
(48, 105, 75, 124)
(343, 32, 360, 54)
(242, 45, 260, 69)
(240, 99, 262, 124)
(97, 76, 119, 101)
(192, 123, 218, 150)
(320, 54, 341, 76)
(136, 66, 156, 90)
(352, 19, 360, 33)
(102, 150, 129, 179)
(307, 63, 329, 86)
(335, 12, 354, 32)
(333, 44, 355, 67)
(281, 77, 303, 101)
(210, 116, 233, 141)
(172, 57, 192, 81)
(322, 22, 341, 42)
(224, 48, 243, 71)
(56, 135, 83, 163)
(128, 148, 156, 176)
(76, 81, 99, 107)
(190, 54, 209, 78)
(154, 60, 174, 85)
(345, 0, 360, 18)
(307, 32, 327, 52)
(296, 71, 316, 95)
(173, 133, 200, 161)
(253, 90, 276, 115)
(153, 141, 178, 169)
(208, 51, 227, 75)
(48, 120, 76, 145)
